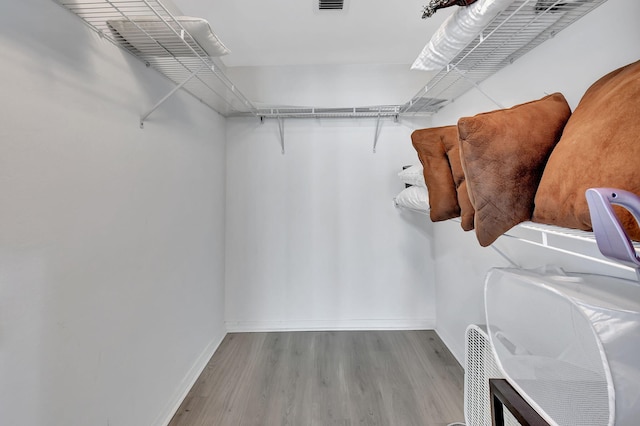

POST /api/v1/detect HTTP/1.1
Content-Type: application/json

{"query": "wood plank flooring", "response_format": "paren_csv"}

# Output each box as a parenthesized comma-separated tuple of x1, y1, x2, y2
(168, 331, 464, 426)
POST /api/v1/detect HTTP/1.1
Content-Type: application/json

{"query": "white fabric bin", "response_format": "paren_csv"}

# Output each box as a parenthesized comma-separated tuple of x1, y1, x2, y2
(485, 267, 640, 426)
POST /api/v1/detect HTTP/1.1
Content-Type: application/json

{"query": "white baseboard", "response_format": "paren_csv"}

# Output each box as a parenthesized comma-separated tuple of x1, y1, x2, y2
(155, 332, 226, 426)
(225, 318, 436, 333)
(435, 326, 465, 368)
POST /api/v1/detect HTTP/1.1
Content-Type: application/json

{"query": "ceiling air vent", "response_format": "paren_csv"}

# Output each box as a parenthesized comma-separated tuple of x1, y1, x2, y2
(319, 0, 344, 10)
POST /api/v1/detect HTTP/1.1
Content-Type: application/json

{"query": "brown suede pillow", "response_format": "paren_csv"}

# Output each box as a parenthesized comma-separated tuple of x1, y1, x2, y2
(533, 61, 640, 240)
(440, 131, 475, 231)
(458, 93, 571, 247)
(411, 126, 460, 222)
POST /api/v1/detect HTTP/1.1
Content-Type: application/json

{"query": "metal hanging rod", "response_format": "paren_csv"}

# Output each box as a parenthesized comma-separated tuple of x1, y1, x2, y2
(237, 106, 403, 120)
(256, 107, 401, 155)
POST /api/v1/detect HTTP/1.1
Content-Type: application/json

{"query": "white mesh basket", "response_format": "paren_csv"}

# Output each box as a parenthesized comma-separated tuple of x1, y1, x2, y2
(485, 267, 640, 426)
(464, 324, 520, 426)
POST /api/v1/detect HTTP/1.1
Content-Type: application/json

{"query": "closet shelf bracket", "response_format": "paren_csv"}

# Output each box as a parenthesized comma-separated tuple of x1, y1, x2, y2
(277, 116, 285, 155)
(373, 109, 383, 153)
(140, 63, 207, 128)
(450, 65, 504, 110)
(490, 244, 520, 268)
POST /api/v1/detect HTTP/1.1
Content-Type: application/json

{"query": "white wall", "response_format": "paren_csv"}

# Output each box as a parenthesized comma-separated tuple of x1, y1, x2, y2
(225, 117, 437, 331)
(429, 0, 640, 364)
(3, 2, 635, 424)
(227, 64, 436, 107)
(0, 1, 227, 425)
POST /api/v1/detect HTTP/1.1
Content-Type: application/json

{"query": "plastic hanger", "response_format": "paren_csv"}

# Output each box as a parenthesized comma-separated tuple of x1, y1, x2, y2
(586, 188, 640, 281)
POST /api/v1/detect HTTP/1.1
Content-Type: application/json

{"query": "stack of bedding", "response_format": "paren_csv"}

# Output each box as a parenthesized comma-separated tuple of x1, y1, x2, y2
(90, 0, 231, 58)
(409, 59, 640, 246)
(394, 166, 431, 214)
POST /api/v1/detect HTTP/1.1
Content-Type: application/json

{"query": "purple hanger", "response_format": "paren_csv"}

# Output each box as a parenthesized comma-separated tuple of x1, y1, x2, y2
(586, 188, 640, 281)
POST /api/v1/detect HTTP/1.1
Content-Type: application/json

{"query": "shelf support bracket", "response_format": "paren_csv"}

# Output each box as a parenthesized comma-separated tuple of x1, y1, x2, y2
(451, 65, 504, 110)
(277, 116, 285, 155)
(373, 110, 383, 153)
(140, 63, 207, 128)
(490, 244, 520, 268)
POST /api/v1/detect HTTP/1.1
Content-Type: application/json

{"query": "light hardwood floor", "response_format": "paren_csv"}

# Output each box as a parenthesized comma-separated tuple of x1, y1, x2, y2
(169, 331, 464, 426)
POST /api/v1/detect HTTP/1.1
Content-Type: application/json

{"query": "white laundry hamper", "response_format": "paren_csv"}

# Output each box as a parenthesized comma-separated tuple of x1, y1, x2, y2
(484, 267, 640, 426)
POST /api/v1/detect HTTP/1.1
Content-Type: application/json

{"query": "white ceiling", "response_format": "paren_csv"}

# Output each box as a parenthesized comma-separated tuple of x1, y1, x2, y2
(174, 0, 454, 68)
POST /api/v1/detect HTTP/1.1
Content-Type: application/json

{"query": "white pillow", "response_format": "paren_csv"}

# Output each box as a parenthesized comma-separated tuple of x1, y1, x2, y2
(108, 16, 231, 57)
(398, 165, 426, 188)
(412, 0, 516, 71)
(394, 186, 430, 213)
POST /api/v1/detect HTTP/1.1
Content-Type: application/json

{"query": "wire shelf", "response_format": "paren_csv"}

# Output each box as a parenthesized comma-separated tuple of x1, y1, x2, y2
(395, 204, 640, 273)
(238, 0, 608, 120)
(502, 221, 640, 273)
(54, 0, 257, 118)
(55, 0, 607, 120)
(518, 222, 603, 243)
(403, 0, 609, 115)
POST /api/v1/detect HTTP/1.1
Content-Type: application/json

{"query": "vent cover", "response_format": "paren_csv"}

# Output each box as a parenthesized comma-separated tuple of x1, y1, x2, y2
(319, 0, 344, 10)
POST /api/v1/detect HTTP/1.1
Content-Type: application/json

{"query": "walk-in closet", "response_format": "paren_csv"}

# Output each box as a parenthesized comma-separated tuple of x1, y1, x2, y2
(2, 0, 639, 425)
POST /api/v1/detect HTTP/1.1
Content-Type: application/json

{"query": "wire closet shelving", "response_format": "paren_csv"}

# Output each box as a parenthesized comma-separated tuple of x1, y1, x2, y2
(403, 0, 609, 115)
(504, 222, 640, 275)
(233, 0, 610, 118)
(404, 206, 640, 276)
(56, 0, 628, 267)
(54, 0, 258, 125)
(54, 0, 607, 121)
